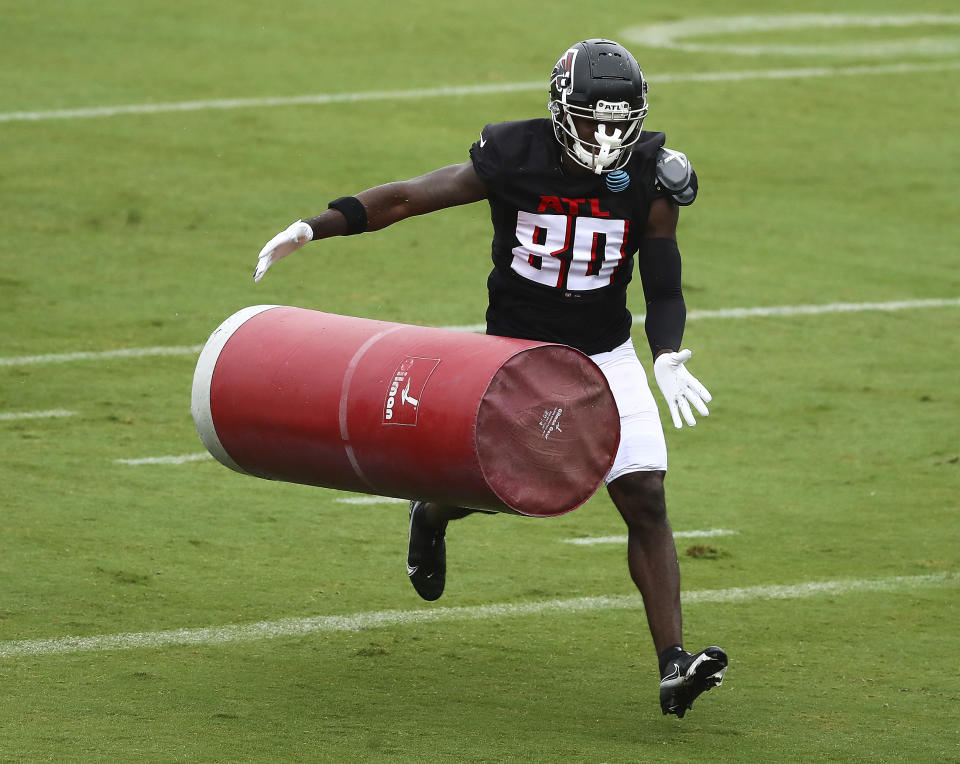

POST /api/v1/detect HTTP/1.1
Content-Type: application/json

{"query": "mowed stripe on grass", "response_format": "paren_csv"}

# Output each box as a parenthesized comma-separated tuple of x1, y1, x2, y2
(1, 572, 953, 658)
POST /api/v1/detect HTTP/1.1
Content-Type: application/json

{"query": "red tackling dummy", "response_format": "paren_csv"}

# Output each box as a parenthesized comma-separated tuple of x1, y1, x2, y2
(191, 306, 619, 516)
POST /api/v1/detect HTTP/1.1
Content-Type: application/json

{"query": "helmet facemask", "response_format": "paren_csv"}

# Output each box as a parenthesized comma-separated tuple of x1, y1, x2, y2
(552, 100, 647, 174)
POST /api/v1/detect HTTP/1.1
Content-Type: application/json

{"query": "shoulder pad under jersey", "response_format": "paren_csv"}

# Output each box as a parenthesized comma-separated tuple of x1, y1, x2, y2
(655, 147, 697, 206)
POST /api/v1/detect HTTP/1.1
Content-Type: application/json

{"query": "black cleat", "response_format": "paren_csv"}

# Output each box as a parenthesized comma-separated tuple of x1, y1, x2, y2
(406, 501, 446, 601)
(659, 646, 728, 718)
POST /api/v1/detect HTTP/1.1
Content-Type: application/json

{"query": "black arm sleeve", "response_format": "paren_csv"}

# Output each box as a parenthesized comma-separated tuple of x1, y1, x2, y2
(636, 237, 686, 359)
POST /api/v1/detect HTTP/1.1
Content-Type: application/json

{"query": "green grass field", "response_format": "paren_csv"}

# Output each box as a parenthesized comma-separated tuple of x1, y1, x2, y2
(2, 2, 959, 761)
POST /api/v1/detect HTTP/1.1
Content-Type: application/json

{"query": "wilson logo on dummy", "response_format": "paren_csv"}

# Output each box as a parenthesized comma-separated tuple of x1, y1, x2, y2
(382, 356, 441, 425)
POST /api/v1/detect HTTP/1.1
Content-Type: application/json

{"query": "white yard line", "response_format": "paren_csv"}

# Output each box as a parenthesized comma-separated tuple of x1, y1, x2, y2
(688, 298, 960, 320)
(565, 530, 737, 545)
(449, 297, 960, 334)
(623, 14, 960, 57)
(2, 298, 958, 368)
(0, 345, 202, 368)
(0, 409, 74, 421)
(115, 453, 212, 466)
(0, 572, 952, 658)
(2, 61, 958, 123)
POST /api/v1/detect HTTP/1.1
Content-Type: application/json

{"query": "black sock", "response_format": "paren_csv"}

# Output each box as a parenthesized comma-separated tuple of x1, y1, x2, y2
(658, 644, 685, 676)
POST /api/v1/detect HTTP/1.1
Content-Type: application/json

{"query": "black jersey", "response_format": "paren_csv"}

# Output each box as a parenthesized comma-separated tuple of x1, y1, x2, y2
(470, 118, 668, 355)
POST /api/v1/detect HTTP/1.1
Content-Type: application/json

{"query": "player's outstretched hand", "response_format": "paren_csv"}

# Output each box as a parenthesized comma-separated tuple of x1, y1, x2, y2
(653, 349, 712, 429)
(254, 220, 313, 282)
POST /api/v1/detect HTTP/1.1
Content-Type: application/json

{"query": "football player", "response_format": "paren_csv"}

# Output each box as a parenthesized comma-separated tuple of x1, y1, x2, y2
(254, 38, 727, 719)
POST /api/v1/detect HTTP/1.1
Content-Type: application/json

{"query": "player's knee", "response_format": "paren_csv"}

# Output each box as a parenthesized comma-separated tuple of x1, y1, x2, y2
(608, 470, 667, 528)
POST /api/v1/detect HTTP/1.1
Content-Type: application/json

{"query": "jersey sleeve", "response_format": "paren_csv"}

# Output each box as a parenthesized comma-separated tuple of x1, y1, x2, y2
(469, 123, 506, 185)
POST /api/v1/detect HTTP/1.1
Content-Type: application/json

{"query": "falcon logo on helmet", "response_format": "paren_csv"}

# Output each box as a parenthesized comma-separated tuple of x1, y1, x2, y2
(548, 39, 649, 175)
(551, 48, 577, 98)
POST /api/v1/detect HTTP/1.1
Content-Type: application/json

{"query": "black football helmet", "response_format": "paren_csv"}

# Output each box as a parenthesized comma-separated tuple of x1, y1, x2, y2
(548, 39, 649, 174)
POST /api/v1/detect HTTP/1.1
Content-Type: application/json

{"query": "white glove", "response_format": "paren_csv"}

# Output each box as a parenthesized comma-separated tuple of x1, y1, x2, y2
(653, 349, 712, 429)
(253, 220, 313, 282)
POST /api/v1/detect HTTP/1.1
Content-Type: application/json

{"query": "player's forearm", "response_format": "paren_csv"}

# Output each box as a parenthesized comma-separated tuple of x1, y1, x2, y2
(638, 236, 686, 358)
(303, 183, 412, 240)
(303, 163, 486, 240)
(254, 164, 485, 282)
(303, 208, 349, 239)
(644, 297, 686, 359)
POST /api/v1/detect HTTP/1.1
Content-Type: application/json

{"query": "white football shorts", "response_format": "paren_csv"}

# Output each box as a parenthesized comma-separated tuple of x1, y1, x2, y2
(588, 338, 668, 482)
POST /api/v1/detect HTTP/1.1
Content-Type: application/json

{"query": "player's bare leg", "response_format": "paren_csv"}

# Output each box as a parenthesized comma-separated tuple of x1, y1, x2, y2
(606, 469, 727, 717)
(606, 470, 682, 651)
